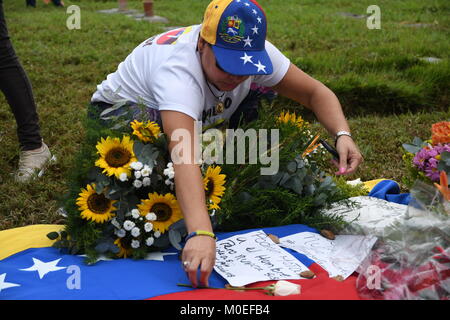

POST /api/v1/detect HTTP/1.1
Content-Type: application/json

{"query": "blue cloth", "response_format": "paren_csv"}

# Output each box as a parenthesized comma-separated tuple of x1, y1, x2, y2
(368, 180, 411, 205)
(0, 224, 317, 300)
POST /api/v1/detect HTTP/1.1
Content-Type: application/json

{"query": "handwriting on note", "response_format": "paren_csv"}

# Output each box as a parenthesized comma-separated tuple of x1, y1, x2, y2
(214, 230, 309, 286)
(279, 232, 377, 279)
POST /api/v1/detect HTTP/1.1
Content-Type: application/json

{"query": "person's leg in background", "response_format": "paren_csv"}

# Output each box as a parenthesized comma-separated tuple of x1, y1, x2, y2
(25, 0, 36, 7)
(0, 0, 52, 182)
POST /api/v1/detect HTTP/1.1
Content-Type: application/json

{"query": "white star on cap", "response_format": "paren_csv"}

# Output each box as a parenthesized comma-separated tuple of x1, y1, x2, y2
(243, 36, 253, 47)
(244, 2, 250, 6)
(254, 60, 267, 73)
(20, 258, 66, 279)
(240, 52, 253, 65)
(251, 25, 259, 35)
(257, 16, 262, 23)
(236, 0, 241, 2)
(0, 273, 20, 293)
(252, 9, 257, 15)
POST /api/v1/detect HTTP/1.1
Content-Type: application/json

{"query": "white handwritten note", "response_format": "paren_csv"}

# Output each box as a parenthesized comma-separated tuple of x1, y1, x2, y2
(214, 230, 309, 286)
(279, 232, 377, 280)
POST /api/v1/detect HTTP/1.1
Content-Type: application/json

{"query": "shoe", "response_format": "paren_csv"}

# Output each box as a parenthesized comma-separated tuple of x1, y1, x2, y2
(51, 0, 64, 7)
(15, 142, 55, 183)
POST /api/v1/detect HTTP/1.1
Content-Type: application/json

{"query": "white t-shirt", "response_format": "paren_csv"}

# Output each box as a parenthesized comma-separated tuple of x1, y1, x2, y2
(91, 24, 290, 126)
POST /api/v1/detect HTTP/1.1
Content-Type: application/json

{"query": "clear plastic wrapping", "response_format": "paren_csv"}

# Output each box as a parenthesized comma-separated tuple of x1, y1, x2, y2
(355, 181, 450, 300)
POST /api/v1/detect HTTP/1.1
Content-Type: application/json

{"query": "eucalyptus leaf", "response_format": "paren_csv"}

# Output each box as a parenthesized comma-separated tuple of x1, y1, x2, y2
(95, 241, 110, 253)
(99, 100, 127, 119)
(402, 143, 422, 154)
(169, 230, 182, 250)
(47, 232, 60, 240)
(286, 161, 297, 174)
(133, 140, 144, 158)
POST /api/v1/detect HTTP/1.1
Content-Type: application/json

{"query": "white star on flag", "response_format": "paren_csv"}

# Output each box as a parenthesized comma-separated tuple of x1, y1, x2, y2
(251, 25, 259, 35)
(252, 9, 257, 15)
(243, 36, 253, 47)
(20, 258, 66, 279)
(0, 273, 20, 293)
(254, 60, 267, 73)
(257, 17, 262, 23)
(144, 252, 178, 261)
(240, 52, 253, 64)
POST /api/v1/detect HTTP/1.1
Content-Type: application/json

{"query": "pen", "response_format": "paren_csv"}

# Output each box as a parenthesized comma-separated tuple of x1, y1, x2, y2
(319, 139, 340, 161)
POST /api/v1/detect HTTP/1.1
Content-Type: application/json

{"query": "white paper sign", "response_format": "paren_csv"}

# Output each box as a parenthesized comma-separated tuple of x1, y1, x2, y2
(214, 230, 309, 286)
(280, 232, 377, 279)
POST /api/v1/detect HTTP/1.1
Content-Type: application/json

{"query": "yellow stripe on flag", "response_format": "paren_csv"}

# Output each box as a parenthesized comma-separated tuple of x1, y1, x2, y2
(0, 224, 64, 260)
(363, 179, 387, 192)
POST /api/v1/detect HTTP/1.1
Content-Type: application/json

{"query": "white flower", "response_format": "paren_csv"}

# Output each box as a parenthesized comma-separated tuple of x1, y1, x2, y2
(131, 240, 140, 249)
(141, 165, 152, 177)
(133, 180, 143, 189)
(119, 172, 128, 182)
(153, 230, 161, 238)
(115, 229, 126, 238)
(168, 171, 175, 179)
(165, 179, 173, 186)
(130, 161, 143, 171)
(131, 209, 140, 219)
(273, 280, 301, 296)
(163, 168, 170, 176)
(123, 220, 135, 231)
(134, 170, 142, 179)
(146, 212, 157, 221)
(144, 222, 153, 232)
(145, 237, 155, 246)
(142, 177, 151, 187)
(167, 162, 173, 168)
(131, 227, 141, 237)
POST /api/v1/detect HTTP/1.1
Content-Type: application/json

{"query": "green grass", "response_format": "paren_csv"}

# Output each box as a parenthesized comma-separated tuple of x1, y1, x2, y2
(0, 0, 449, 230)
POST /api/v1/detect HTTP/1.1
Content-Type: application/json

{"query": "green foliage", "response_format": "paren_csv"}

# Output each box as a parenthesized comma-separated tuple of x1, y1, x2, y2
(214, 102, 366, 232)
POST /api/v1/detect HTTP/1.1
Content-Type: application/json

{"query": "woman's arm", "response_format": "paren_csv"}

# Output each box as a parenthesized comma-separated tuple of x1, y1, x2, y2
(160, 110, 216, 287)
(272, 63, 363, 174)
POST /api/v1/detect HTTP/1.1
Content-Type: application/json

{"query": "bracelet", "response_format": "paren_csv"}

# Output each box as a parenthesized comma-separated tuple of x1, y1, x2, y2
(334, 130, 352, 146)
(185, 230, 217, 242)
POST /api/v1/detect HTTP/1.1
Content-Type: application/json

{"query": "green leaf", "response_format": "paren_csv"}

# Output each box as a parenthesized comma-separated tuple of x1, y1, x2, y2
(287, 161, 297, 174)
(95, 241, 110, 253)
(99, 100, 128, 119)
(169, 230, 182, 250)
(402, 143, 422, 154)
(133, 140, 144, 158)
(47, 232, 60, 240)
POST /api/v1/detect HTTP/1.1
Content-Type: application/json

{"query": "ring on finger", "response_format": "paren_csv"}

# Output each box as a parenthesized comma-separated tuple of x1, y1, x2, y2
(182, 261, 190, 268)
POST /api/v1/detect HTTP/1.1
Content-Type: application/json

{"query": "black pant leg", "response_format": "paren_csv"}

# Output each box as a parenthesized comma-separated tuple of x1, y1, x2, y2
(0, 0, 42, 150)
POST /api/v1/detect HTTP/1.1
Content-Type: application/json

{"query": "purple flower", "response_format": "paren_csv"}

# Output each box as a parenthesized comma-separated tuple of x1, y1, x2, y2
(412, 144, 450, 182)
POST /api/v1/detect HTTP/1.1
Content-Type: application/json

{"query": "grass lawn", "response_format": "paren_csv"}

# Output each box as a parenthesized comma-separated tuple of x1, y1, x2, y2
(0, 0, 448, 230)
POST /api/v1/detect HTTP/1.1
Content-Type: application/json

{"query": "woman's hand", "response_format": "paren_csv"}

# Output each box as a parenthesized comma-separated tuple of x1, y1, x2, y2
(181, 235, 216, 288)
(333, 135, 363, 175)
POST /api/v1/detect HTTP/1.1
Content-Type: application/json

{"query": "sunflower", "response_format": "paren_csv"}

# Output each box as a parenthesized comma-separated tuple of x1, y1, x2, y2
(277, 111, 307, 129)
(76, 184, 117, 223)
(114, 238, 133, 258)
(131, 120, 161, 143)
(203, 166, 226, 207)
(95, 136, 137, 179)
(137, 192, 183, 234)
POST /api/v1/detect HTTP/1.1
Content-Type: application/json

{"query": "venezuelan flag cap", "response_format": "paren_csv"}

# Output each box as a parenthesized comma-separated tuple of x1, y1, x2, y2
(200, 0, 273, 76)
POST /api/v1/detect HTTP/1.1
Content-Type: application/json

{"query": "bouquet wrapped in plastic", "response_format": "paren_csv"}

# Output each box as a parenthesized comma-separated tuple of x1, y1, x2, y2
(356, 176, 450, 300)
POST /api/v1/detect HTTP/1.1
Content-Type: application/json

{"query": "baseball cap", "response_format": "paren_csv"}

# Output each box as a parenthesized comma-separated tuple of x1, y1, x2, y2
(200, 0, 273, 76)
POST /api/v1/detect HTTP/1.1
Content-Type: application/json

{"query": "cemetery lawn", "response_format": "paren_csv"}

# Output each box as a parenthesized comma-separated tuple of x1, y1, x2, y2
(0, 0, 448, 229)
